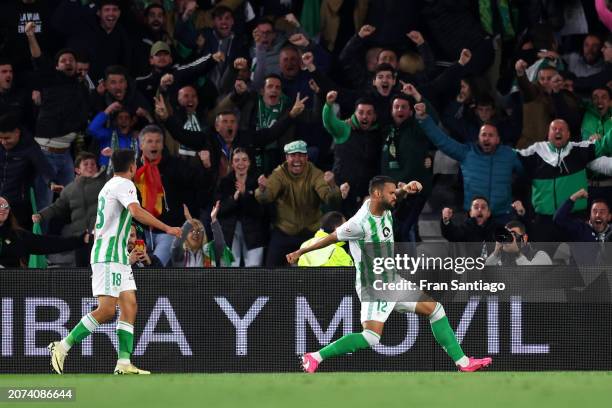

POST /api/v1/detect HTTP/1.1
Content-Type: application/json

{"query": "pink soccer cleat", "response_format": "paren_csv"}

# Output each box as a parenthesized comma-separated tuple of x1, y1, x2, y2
(301, 353, 319, 373)
(458, 356, 492, 372)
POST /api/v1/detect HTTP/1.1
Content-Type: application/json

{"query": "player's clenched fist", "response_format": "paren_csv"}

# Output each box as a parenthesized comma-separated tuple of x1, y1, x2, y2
(442, 207, 454, 223)
(414, 103, 427, 119)
(166, 226, 183, 238)
(515, 59, 528, 76)
(326, 90, 338, 104)
(258, 174, 267, 190)
(403, 180, 422, 194)
(286, 249, 302, 264)
(323, 171, 335, 186)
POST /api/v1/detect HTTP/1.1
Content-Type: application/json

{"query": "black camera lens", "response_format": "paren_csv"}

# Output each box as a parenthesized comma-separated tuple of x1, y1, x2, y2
(495, 227, 513, 243)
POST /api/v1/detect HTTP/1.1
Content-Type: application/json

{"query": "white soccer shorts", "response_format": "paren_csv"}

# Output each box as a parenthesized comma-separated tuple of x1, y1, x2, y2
(91, 262, 137, 298)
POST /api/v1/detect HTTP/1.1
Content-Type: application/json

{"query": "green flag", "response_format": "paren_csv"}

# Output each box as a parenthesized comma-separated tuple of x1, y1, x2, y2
(28, 188, 47, 269)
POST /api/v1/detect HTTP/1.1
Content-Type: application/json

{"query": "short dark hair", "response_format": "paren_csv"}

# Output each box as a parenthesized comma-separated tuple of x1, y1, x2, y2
(112, 149, 136, 173)
(255, 17, 274, 28)
(264, 73, 282, 83)
(592, 87, 612, 99)
(475, 94, 495, 108)
(75, 52, 90, 64)
(377, 48, 397, 59)
(144, 3, 164, 15)
(321, 211, 345, 233)
(54, 48, 77, 66)
(505, 220, 526, 234)
(280, 44, 299, 55)
(369, 175, 396, 194)
(354, 97, 376, 110)
(98, 0, 121, 8)
(216, 110, 237, 118)
(0, 113, 20, 133)
(0, 57, 13, 67)
(392, 93, 415, 108)
(471, 195, 490, 206)
(374, 63, 395, 76)
(105, 65, 128, 80)
(212, 5, 233, 19)
(591, 198, 610, 212)
(75, 151, 97, 168)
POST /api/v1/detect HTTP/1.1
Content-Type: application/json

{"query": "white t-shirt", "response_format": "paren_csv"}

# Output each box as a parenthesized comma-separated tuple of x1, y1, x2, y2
(90, 177, 139, 265)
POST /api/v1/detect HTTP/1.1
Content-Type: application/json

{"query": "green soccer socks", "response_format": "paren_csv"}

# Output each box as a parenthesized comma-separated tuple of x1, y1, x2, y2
(429, 303, 469, 366)
(61, 313, 100, 352)
(116, 321, 134, 362)
(315, 330, 380, 362)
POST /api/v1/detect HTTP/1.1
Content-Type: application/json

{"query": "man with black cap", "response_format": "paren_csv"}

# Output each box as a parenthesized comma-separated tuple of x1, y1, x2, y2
(255, 140, 346, 267)
(136, 40, 224, 102)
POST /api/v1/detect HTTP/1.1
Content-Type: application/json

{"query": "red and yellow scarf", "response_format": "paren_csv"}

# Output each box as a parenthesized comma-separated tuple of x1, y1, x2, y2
(134, 157, 164, 217)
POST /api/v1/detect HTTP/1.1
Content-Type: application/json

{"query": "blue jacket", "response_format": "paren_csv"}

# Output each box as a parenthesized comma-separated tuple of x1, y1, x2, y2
(418, 116, 523, 216)
(87, 112, 139, 167)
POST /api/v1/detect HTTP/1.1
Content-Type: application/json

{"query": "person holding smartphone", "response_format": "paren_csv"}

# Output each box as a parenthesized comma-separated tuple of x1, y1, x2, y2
(127, 224, 162, 268)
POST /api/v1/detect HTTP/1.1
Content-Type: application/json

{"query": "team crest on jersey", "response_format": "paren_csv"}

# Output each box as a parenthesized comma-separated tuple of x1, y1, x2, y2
(382, 227, 391, 237)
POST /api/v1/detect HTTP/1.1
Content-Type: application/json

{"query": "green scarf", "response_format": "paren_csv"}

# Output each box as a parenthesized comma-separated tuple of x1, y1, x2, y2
(479, 0, 516, 40)
(257, 94, 290, 130)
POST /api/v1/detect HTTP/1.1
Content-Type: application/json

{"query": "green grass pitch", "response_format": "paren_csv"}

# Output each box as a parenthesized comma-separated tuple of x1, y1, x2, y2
(1, 372, 610, 408)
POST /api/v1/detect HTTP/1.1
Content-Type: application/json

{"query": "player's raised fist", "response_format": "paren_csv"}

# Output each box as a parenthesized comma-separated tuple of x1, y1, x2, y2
(414, 103, 427, 119)
(166, 226, 183, 238)
(442, 207, 454, 222)
(234, 57, 248, 71)
(358, 25, 376, 39)
(25, 22, 37, 36)
(326, 90, 338, 104)
(515, 59, 528, 76)
(570, 188, 588, 201)
(407, 31, 424, 45)
(323, 171, 335, 186)
(458, 49, 472, 66)
(301, 52, 315, 71)
(258, 174, 267, 190)
(340, 182, 350, 199)
(286, 249, 302, 264)
(403, 180, 423, 194)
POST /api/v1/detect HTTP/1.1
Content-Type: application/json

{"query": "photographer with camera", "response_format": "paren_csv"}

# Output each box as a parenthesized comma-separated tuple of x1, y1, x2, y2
(485, 221, 552, 266)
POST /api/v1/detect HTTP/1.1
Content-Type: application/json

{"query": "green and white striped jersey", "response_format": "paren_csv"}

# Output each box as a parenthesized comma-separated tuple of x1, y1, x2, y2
(336, 199, 395, 289)
(90, 177, 139, 265)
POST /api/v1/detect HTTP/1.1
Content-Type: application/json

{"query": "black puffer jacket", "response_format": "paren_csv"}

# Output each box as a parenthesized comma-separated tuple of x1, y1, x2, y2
(0, 223, 86, 268)
(216, 172, 269, 250)
(32, 55, 90, 139)
(0, 130, 55, 204)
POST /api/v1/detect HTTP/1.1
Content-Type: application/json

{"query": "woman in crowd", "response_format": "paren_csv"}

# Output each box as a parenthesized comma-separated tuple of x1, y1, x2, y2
(216, 148, 268, 267)
(0, 196, 89, 268)
(171, 201, 234, 267)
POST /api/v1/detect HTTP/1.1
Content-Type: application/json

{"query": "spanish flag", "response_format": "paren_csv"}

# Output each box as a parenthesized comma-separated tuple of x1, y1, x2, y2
(134, 157, 164, 218)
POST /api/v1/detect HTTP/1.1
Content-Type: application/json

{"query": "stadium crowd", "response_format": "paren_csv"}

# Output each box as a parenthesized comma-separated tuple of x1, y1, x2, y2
(0, 0, 611, 268)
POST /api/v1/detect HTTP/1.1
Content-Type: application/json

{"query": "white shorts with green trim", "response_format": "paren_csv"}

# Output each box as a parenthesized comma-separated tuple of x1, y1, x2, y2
(91, 262, 136, 298)
(359, 300, 418, 323)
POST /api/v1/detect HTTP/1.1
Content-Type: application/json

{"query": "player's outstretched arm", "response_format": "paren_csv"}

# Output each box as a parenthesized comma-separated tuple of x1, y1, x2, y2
(286, 231, 339, 264)
(128, 203, 182, 238)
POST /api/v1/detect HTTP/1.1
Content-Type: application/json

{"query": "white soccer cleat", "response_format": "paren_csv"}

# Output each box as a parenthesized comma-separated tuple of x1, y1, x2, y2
(113, 362, 151, 375)
(48, 341, 67, 375)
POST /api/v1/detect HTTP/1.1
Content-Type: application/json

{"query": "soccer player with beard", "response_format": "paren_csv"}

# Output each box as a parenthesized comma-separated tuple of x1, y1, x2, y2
(287, 176, 492, 373)
(48, 149, 182, 375)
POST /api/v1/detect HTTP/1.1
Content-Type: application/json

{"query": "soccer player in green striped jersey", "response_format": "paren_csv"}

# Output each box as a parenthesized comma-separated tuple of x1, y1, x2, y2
(287, 175, 492, 373)
(48, 149, 182, 375)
